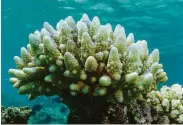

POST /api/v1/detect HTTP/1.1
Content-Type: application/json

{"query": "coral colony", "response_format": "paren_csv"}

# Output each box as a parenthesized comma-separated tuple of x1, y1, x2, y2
(1, 106, 32, 124)
(8, 14, 183, 123)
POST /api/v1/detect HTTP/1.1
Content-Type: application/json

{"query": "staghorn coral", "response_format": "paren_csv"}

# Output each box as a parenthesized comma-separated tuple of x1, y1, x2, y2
(146, 84, 183, 124)
(1, 105, 32, 124)
(8, 14, 168, 103)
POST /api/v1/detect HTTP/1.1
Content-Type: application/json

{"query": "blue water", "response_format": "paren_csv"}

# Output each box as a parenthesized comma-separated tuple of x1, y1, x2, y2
(1, 0, 183, 123)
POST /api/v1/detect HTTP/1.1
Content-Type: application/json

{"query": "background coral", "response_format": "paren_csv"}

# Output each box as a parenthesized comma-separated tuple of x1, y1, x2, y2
(147, 84, 183, 123)
(1, 105, 32, 124)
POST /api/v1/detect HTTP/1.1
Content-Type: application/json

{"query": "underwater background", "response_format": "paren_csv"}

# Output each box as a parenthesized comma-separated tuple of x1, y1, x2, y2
(1, 0, 183, 124)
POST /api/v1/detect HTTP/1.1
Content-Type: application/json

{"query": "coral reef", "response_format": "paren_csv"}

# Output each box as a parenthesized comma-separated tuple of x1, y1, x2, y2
(8, 14, 183, 124)
(67, 87, 183, 124)
(1, 105, 32, 124)
(101, 99, 154, 124)
(101, 104, 129, 124)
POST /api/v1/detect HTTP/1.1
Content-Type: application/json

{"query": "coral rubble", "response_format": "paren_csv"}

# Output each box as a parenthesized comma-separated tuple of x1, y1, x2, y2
(1, 105, 32, 124)
(8, 14, 183, 124)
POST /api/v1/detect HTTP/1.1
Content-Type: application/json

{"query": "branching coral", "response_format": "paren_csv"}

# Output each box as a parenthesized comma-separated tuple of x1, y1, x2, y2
(8, 14, 168, 103)
(8, 13, 183, 124)
(147, 84, 183, 123)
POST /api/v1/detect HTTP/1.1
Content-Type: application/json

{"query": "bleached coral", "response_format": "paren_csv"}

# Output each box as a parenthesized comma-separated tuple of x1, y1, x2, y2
(147, 84, 183, 123)
(8, 14, 168, 103)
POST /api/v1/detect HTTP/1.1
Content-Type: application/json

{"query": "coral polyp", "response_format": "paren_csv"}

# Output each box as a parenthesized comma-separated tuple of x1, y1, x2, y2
(8, 14, 168, 103)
